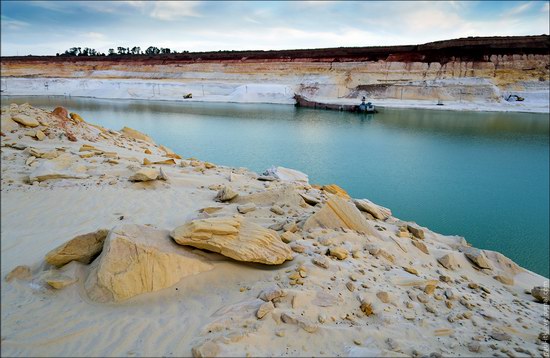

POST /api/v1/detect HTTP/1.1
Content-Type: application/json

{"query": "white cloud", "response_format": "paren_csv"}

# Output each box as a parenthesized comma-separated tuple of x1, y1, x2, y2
(503, 2, 534, 17)
(542, 2, 550, 12)
(1, 16, 29, 31)
(150, 1, 201, 20)
(28, 1, 74, 13)
(123, 1, 148, 8)
(84, 32, 106, 40)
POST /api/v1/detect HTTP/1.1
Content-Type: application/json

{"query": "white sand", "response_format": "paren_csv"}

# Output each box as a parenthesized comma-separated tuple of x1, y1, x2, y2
(1, 103, 549, 357)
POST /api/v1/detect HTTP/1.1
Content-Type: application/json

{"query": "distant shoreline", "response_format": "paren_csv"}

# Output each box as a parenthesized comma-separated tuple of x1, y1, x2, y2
(2, 89, 549, 115)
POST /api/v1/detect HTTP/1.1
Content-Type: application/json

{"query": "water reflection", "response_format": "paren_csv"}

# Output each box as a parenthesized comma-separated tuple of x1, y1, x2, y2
(376, 107, 549, 137)
(2, 95, 548, 277)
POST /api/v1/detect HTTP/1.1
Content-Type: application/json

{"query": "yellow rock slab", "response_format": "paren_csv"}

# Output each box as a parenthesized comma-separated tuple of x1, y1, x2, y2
(171, 216, 293, 265)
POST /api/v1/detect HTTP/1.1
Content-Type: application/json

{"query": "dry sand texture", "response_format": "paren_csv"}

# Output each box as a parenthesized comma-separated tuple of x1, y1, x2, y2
(1, 103, 549, 357)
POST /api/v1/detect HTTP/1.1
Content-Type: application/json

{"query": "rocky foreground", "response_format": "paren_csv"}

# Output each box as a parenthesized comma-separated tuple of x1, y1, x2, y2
(1, 103, 549, 357)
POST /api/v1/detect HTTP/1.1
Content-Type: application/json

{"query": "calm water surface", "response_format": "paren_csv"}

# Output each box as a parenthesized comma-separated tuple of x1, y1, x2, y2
(3, 96, 549, 277)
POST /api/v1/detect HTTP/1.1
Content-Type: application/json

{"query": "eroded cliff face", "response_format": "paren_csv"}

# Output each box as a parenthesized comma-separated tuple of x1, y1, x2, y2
(1, 35, 548, 104)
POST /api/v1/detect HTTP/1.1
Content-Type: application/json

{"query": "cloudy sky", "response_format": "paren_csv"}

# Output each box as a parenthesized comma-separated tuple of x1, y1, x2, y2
(1, 1, 549, 56)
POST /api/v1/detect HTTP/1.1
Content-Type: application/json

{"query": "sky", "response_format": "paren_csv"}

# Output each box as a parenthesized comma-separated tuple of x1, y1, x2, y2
(1, 1, 549, 56)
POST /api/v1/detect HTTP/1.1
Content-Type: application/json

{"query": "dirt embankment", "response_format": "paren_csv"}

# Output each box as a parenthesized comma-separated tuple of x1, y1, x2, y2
(2, 35, 549, 64)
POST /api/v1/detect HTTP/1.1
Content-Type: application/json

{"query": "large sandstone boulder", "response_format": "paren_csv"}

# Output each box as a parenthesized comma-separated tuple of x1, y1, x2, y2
(234, 185, 306, 207)
(353, 198, 392, 220)
(11, 113, 40, 127)
(263, 166, 309, 184)
(484, 250, 525, 276)
(85, 224, 213, 302)
(45, 229, 109, 267)
(120, 126, 155, 144)
(303, 194, 376, 236)
(29, 153, 90, 182)
(461, 247, 492, 269)
(171, 216, 293, 265)
(437, 253, 460, 270)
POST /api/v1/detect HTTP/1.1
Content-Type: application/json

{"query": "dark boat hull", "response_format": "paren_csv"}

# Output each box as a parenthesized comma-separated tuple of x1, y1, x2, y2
(294, 94, 377, 113)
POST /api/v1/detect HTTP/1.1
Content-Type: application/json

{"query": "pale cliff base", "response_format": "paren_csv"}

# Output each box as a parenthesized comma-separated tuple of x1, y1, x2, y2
(2, 76, 549, 113)
(1, 104, 549, 357)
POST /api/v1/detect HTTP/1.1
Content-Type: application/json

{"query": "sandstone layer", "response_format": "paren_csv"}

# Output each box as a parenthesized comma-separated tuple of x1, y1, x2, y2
(1, 36, 548, 110)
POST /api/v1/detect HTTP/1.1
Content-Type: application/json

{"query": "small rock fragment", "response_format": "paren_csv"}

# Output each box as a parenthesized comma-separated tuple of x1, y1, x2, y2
(5, 265, 32, 282)
(424, 284, 436, 295)
(328, 247, 349, 260)
(468, 342, 481, 353)
(493, 275, 514, 286)
(215, 186, 238, 202)
(237, 203, 256, 214)
(35, 130, 46, 141)
(129, 168, 159, 182)
(406, 225, 425, 240)
(191, 341, 219, 358)
(376, 291, 391, 303)
(281, 231, 299, 244)
(491, 331, 512, 341)
(270, 205, 285, 215)
(437, 253, 459, 270)
(312, 256, 330, 269)
(291, 244, 306, 253)
(531, 286, 549, 303)
(360, 301, 374, 316)
(44, 272, 77, 289)
(258, 286, 285, 302)
(403, 266, 419, 276)
(412, 240, 429, 254)
(256, 301, 275, 319)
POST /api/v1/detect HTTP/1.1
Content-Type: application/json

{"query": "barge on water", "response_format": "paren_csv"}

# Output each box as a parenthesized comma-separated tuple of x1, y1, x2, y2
(294, 94, 377, 113)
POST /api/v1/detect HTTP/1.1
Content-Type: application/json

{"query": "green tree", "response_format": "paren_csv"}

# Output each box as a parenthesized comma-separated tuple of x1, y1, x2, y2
(145, 46, 160, 55)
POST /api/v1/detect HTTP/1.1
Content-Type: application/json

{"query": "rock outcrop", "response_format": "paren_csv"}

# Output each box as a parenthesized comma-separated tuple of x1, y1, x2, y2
(437, 253, 460, 270)
(531, 286, 549, 303)
(45, 229, 109, 267)
(129, 168, 160, 182)
(85, 224, 213, 302)
(321, 184, 350, 199)
(214, 186, 238, 202)
(120, 126, 155, 144)
(234, 185, 305, 207)
(461, 247, 492, 269)
(28, 153, 90, 182)
(11, 113, 40, 127)
(303, 194, 376, 236)
(171, 216, 293, 265)
(353, 198, 392, 220)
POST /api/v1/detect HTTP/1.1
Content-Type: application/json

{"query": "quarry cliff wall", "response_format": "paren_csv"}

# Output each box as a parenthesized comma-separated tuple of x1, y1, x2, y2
(1, 35, 548, 104)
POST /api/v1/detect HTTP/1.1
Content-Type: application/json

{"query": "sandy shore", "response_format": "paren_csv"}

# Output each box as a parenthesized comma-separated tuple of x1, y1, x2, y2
(1, 103, 549, 357)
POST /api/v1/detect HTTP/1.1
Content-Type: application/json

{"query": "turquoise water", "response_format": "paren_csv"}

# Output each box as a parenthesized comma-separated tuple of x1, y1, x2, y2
(3, 96, 549, 277)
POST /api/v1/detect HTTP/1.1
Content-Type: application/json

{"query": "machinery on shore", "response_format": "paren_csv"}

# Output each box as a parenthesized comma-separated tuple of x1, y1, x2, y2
(294, 94, 377, 113)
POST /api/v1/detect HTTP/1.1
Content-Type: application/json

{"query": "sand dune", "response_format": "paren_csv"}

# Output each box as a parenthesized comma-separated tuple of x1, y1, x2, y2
(1, 103, 548, 357)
